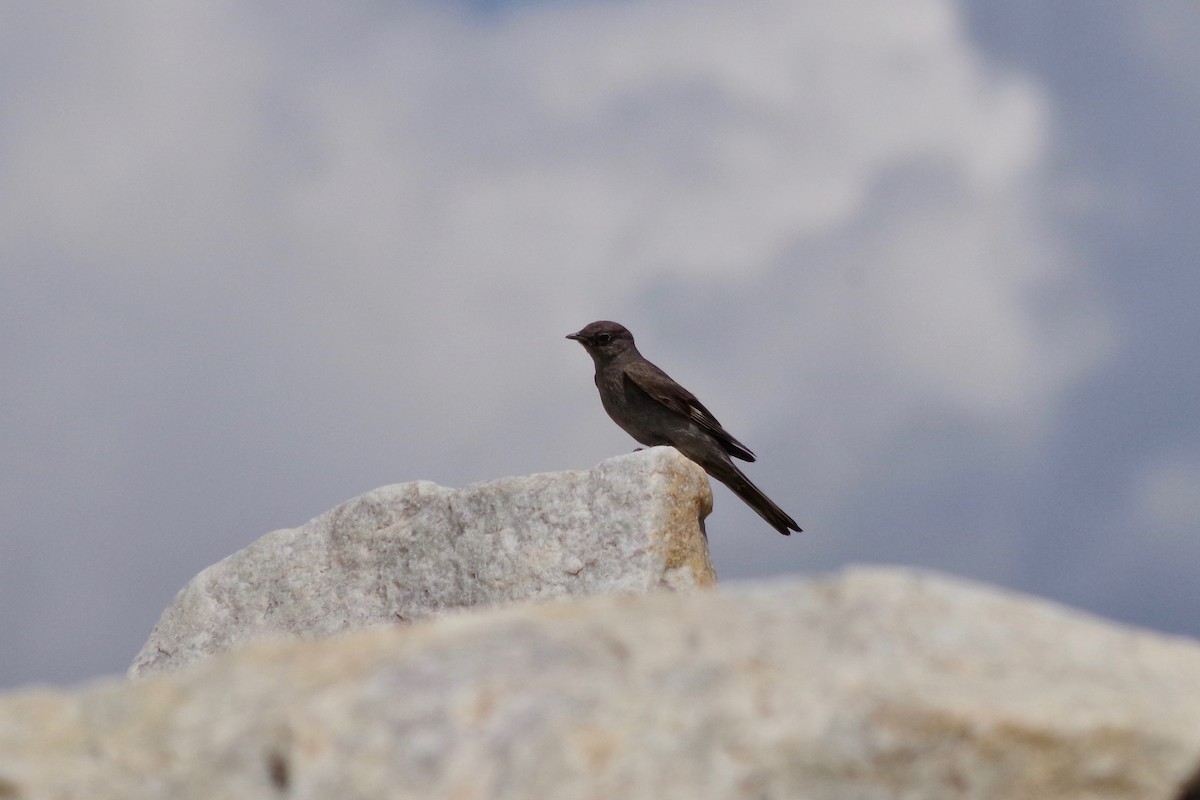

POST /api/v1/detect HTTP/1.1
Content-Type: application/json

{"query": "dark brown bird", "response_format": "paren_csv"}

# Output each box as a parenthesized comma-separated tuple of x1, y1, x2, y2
(567, 320, 801, 535)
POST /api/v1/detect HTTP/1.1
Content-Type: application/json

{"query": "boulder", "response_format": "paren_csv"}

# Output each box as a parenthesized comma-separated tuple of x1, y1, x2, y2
(130, 448, 716, 677)
(3, 568, 1199, 799)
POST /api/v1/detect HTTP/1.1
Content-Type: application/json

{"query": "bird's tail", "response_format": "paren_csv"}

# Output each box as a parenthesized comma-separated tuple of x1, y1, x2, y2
(706, 456, 802, 536)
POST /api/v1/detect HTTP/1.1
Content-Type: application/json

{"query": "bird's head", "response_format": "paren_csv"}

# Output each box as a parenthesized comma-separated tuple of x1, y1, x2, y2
(566, 320, 636, 362)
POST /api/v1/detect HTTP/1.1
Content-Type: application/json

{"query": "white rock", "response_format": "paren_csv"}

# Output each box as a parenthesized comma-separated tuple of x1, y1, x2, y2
(130, 448, 716, 677)
(4, 568, 1199, 799)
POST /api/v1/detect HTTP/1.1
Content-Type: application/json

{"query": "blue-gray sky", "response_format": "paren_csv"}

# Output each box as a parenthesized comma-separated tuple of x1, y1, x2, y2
(2, 1, 1197, 690)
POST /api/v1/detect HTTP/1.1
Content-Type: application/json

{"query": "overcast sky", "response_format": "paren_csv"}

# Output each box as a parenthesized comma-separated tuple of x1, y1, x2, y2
(2, 1, 1197, 690)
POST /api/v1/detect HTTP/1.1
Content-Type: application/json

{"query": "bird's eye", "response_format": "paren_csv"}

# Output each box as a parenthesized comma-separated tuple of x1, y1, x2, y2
(596, 333, 612, 344)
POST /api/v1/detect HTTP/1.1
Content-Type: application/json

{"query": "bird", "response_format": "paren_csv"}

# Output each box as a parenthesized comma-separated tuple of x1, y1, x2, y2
(566, 320, 801, 535)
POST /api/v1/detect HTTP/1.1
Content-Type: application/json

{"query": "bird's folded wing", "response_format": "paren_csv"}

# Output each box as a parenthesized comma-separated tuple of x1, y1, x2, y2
(623, 360, 756, 462)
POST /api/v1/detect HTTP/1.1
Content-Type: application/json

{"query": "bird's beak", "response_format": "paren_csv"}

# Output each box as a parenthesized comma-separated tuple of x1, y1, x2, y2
(565, 332, 582, 341)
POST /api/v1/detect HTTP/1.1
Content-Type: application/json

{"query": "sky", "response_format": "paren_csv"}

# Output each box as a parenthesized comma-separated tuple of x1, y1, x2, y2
(2, 1, 1197, 690)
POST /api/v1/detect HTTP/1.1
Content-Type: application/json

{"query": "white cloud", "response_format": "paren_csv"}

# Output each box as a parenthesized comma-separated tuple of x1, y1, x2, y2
(0, 0, 1112, 480)
(0, 0, 1111, 498)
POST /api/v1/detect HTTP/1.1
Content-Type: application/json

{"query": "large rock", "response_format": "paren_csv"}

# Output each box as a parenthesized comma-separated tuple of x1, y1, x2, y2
(4, 568, 1200, 799)
(131, 448, 716, 677)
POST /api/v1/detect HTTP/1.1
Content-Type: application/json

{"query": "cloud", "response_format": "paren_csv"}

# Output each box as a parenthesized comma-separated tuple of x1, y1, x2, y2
(3, 0, 1095, 427)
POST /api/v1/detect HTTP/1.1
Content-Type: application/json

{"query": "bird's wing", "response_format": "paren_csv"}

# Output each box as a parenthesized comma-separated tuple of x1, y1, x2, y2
(623, 359, 756, 462)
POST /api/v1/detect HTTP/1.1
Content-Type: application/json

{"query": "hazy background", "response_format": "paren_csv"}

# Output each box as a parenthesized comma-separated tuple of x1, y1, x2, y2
(2, 1, 1197, 689)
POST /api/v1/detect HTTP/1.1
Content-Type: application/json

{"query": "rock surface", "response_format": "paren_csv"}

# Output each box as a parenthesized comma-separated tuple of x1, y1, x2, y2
(130, 448, 716, 677)
(4, 568, 1200, 799)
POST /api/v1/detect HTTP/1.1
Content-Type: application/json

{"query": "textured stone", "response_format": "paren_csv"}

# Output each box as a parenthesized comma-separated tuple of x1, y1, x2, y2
(130, 447, 715, 677)
(5, 568, 1200, 799)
